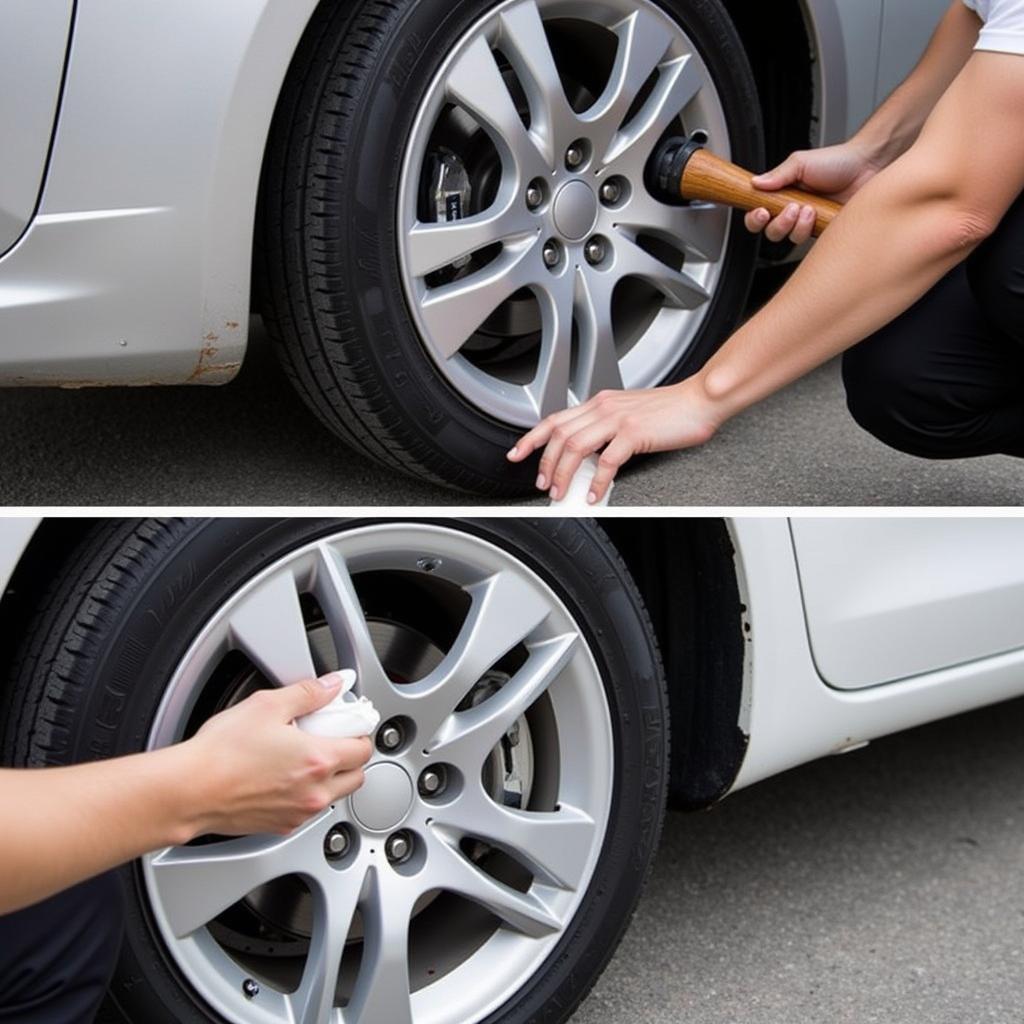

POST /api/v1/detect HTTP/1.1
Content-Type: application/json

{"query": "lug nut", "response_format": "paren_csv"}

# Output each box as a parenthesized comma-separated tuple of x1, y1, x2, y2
(585, 238, 607, 265)
(386, 832, 413, 864)
(419, 768, 444, 796)
(543, 241, 561, 269)
(379, 721, 403, 751)
(324, 826, 350, 860)
(600, 180, 622, 205)
(242, 978, 260, 999)
(526, 183, 543, 210)
(566, 144, 585, 168)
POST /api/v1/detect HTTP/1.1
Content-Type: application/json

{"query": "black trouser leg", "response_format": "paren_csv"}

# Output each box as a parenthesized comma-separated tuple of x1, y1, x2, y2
(0, 872, 124, 1023)
(843, 190, 1024, 459)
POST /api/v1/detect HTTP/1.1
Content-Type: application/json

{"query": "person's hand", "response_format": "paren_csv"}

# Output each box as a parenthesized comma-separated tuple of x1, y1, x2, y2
(185, 673, 373, 838)
(508, 378, 724, 503)
(745, 142, 880, 244)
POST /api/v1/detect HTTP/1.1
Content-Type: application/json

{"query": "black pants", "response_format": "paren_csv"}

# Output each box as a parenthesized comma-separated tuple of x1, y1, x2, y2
(843, 191, 1024, 459)
(0, 872, 123, 1023)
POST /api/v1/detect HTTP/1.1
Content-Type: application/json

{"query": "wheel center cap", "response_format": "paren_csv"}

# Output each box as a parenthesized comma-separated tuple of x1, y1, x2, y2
(350, 763, 414, 832)
(552, 180, 598, 241)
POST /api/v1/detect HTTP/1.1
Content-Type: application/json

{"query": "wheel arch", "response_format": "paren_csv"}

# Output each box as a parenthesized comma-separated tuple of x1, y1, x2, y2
(601, 518, 749, 810)
(722, 0, 819, 170)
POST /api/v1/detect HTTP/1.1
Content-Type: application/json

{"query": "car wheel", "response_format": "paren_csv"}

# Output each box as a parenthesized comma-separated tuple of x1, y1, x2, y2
(2, 518, 668, 1024)
(258, 0, 763, 495)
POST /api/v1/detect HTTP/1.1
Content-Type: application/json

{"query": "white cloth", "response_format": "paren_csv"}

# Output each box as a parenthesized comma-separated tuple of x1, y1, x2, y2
(963, 0, 1024, 55)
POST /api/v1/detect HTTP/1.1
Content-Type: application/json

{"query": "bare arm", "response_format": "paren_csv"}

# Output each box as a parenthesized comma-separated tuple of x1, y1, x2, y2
(854, 0, 982, 167)
(749, 0, 982, 243)
(513, 50, 1024, 502)
(0, 675, 372, 915)
(699, 51, 1024, 422)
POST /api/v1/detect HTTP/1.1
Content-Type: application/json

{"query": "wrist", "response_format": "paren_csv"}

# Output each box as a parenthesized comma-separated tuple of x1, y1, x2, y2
(157, 740, 214, 846)
(677, 371, 737, 429)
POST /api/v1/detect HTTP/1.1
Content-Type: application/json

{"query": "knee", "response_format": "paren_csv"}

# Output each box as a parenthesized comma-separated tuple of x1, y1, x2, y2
(842, 338, 954, 460)
(967, 235, 1024, 344)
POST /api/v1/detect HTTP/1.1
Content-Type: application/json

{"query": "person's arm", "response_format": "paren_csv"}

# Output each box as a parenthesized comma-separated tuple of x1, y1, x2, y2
(750, 0, 981, 244)
(0, 674, 372, 915)
(512, 51, 1024, 503)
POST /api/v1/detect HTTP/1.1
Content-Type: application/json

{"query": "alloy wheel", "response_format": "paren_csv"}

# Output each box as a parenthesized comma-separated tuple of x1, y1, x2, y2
(398, 0, 731, 427)
(142, 524, 613, 1024)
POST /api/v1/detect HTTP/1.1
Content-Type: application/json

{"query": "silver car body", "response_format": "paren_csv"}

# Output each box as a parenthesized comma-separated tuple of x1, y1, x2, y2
(3, 514, 1022, 798)
(0, 0, 948, 389)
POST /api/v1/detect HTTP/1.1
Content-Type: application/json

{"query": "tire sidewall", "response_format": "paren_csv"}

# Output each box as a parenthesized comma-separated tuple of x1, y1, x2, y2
(30, 519, 666, 1024)
(331, 0, 763, 491)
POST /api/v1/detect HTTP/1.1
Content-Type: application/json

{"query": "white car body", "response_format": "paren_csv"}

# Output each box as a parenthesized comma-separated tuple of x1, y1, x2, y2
(0, 0, 948, 389)
(3, 514, 1020, 798)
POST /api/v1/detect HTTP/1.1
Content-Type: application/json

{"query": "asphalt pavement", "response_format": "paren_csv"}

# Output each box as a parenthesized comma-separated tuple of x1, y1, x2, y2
(575, 695, 1024, 1024)
(1, 272, 1020, 506)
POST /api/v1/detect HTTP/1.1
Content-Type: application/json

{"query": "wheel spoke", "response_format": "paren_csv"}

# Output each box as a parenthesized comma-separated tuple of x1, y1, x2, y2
(292, 874, 364, 1024)
(400, 569, 553, 741)
(346, 871, 415, 1024)
(584, 8, 673, 161)
(445, 35, 549, 181)
(427, 632, 577, 762)
(407, 203, 536, 278)
(419, 239, 540, 360)
(429, 835, 562, 938)
(619, 194, 729, 263)
(228, 570, 315, 686)
(527, 273, 574, 419)
(604, 54, 703, 173)
(313, 544, 394, 713)
(433, 790, 596, 891)
(613, 232, 711, 309)
(496, 1, 577, 168)
(573, 267, 623, 400)
(148, 821, 323, 939)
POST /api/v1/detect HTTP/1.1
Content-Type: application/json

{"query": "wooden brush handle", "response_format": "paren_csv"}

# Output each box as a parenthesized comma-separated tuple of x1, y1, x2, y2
(680, 149, 842, 237)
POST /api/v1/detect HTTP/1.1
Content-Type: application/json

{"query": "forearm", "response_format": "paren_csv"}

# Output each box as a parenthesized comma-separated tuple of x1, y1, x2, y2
(0, 745, 200, 914)
(852, 1, 979, 166)
(696, 53, 1024, 423)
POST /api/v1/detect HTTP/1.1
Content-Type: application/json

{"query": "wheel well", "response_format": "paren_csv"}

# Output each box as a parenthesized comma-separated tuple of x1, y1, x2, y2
(722, 0, 817, 170)
(601, 519, 747, 811)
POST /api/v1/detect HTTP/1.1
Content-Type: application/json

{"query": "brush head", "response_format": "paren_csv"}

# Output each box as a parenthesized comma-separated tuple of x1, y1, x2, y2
(646, 136, 704, 205)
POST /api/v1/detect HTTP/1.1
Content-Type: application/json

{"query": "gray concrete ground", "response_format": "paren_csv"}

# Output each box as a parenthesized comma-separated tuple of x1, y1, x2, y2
(575, 696, 1024, 1024)
(1, 274, 1020, 505)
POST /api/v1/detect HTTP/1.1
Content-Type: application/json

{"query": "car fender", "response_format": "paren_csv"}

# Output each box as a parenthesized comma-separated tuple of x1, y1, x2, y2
(0, 0, 319, 387)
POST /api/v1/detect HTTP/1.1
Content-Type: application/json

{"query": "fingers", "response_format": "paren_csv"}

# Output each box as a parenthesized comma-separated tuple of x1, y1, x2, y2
(588, 436, 635, 504)
(745, 208, 771, 234)
(508, 404, 592, 471)
(547, 421, 618, 501)
(323, 735, 374, 772)
(327, 766, 367, 802)
(763, 204, 817, 244)
(790, 205, 817, 245)
(751, 152, 804, 191)
(271, 675, 345, 721)
(537, 413, 603, 495)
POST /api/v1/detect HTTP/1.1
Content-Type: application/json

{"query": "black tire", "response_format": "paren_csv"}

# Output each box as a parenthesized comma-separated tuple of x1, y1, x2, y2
(256, 0, 764, 496)
(2, 517, 669, 1024)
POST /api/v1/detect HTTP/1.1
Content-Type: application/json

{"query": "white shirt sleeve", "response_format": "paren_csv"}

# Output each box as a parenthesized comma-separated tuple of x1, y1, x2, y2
(975, 0, 1024, 55)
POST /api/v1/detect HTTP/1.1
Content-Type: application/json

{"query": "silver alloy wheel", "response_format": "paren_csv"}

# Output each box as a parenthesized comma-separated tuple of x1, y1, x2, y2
(142, 524, 613, 1024)
(398, 0, 731, 427)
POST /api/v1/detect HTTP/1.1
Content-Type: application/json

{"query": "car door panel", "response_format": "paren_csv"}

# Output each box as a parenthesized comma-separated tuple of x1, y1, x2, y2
(0, 0, 73, 258)
(876, 0, 950, 105)
(791, 519, 1024, 690)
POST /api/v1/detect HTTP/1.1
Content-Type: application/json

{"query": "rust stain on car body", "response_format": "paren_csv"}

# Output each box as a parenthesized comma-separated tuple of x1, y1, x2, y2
(184, 333, 240, 383)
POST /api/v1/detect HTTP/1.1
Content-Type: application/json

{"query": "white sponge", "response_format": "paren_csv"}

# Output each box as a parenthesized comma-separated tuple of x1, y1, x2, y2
(296, 670, 381, 739)
(548, 455, 614, 510)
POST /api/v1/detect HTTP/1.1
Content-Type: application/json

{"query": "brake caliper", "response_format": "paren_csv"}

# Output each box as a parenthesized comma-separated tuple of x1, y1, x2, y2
(426, 149, 473, 277)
